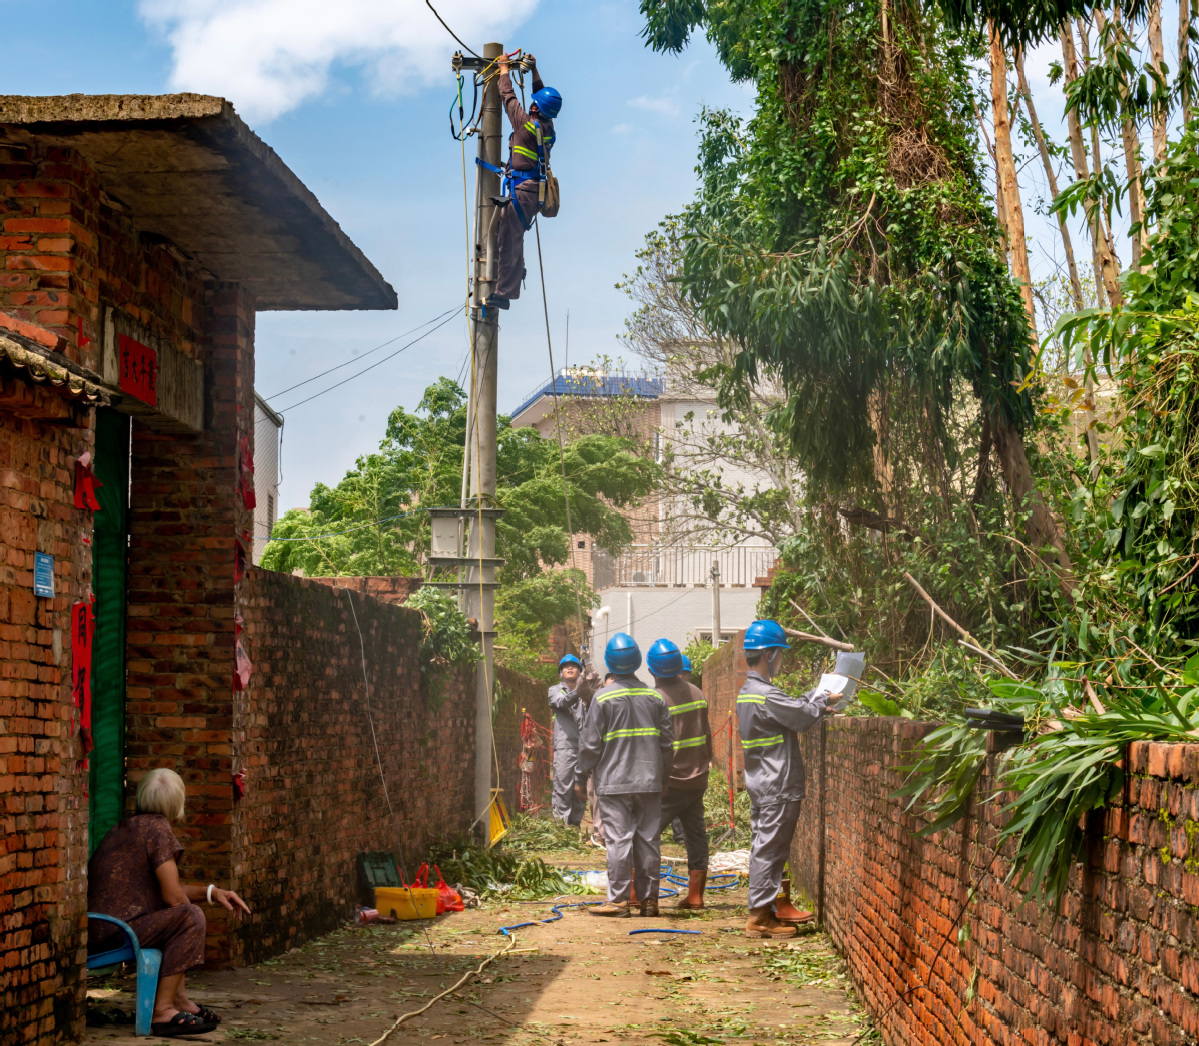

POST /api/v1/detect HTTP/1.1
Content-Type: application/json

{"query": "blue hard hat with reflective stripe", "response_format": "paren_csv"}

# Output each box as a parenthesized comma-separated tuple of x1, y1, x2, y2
(681, 655, 693, 673)
(531, 86, 562, 118)
(605, 632, 641, 674)
(646, 638, 682, 678)
(742, 619, 791, 651)
(558, 654, 581, 670)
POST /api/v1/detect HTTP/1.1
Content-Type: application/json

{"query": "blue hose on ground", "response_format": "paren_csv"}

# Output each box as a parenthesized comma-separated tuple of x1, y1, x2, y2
(498, 900, 603, 937)
(628, 928, 702, 936)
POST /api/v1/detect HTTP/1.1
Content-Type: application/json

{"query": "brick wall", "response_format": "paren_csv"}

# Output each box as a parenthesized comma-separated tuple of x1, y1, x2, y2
(788, 719, 1199, 1046)
(307, 575, 423, 606)
(0, 382, 94, 1045)
(494, 666, 552, 815)
(702, 630, 748, 786)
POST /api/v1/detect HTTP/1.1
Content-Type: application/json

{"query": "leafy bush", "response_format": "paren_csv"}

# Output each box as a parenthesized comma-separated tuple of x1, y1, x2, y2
(405, 588, 479, 705)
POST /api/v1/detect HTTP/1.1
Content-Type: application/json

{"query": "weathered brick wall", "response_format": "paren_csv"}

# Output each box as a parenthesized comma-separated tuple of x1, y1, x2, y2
(232, 567, 483, 965)
(790, 719, 1199, 1046)
(306, 574, 423, 606)
(0, 380, 94, 1045)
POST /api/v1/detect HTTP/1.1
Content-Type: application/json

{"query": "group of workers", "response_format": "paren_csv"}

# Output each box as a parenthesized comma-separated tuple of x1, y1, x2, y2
(546, 621, 838, 938)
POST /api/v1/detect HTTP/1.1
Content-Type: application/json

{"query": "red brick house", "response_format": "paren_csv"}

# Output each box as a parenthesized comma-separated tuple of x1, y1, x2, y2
(0, 94, 398, 1044)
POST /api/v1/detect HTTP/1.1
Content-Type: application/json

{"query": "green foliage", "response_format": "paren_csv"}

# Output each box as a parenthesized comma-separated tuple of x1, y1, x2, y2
(262, 379, 655, 673)
(704, 764, 753, 846)
(682, 636, 716, 681)
(497, 813, 592, 857)
(639, 0, 1036, 495)
(426, 837, 591, 900)
(405, 588, 479, 705)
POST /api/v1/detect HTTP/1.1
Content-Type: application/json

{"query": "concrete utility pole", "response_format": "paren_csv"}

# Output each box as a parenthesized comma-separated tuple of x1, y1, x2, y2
(466, 41, 503, 843)
(711, 558, 722, 649)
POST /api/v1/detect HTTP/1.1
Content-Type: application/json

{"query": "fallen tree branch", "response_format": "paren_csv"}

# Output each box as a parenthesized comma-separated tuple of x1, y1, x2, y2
(783, 627, 855, 653)
(788, 598, 833, 640)
(902, 572, 975, 645)
(958, 639, 1019, 681)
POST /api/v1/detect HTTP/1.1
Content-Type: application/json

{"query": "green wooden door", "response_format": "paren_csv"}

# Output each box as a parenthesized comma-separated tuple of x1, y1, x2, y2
(88, 408, 130, 854)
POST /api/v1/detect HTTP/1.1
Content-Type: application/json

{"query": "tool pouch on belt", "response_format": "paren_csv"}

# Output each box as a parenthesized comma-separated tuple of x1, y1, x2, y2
(536, 122, 560, 218)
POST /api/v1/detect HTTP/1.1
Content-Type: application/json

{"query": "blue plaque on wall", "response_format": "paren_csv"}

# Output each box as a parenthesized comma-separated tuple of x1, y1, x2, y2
(33, 552, 54, 598)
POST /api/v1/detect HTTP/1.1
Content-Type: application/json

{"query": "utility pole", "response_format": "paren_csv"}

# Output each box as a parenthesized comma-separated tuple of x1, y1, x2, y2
(711, 558, 722, 649)
(465, 40, 504, 843)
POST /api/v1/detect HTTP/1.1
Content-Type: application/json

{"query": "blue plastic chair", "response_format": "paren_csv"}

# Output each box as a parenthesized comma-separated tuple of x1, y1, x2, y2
(87, 913, 162, 1036)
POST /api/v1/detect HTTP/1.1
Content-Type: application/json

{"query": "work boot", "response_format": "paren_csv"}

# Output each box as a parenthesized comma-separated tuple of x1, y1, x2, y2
(774, 878, 814, 925)
(676, 870, 706, 910)
(640, 898, 659, 918)
(484, 295, 510, 311)
(744, 906, 797, 939)
(588, 902, 631, 918)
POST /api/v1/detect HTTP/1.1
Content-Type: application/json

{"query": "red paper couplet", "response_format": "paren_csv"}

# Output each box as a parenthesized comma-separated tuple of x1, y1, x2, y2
(70, 599, 95, 753)
(237, 434, 256, 510)
(117, 334, 158, 406)
(234, 639, 253, 692)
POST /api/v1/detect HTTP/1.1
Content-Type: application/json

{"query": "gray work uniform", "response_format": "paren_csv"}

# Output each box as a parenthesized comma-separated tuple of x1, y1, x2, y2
(657, 676, 712, 872)
(548, 680, 586, 824)
(737, 670, 824, 910)
(577, 673, 673, 904)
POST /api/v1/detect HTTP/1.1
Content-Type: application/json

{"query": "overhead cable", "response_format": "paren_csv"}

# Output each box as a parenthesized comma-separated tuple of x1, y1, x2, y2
(266, 306, 460, 400)
(425, 0, 481, 58)
(276, 311, 461, 414)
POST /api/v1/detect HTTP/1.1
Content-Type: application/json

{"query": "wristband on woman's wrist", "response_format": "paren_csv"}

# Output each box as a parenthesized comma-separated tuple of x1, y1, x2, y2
(206, 883, 216, 904)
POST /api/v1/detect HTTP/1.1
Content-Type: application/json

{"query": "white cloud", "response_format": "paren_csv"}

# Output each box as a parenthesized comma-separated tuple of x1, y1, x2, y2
(612, 122, 632, 135)
(139, 0, 539, 122)
(628, 94, 680, 117)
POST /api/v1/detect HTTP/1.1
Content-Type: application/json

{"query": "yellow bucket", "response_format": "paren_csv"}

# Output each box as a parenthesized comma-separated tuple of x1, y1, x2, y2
(374, 886, 439, 921)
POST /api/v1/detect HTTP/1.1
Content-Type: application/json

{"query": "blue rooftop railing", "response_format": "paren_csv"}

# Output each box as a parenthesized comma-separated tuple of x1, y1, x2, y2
(509, 371, 663, 421)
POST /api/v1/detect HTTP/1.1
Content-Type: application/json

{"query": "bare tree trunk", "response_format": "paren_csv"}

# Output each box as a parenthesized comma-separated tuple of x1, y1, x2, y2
(1182, 0, 1193, 117)
(990, 23, 1036, 334)
(1095, 7, 1147, 266)
(1015, 52, 1084, 309)
(989, 406, 1076, 593)
(1149, 0, 1168, 163)
(1070, 18, 1125, 305)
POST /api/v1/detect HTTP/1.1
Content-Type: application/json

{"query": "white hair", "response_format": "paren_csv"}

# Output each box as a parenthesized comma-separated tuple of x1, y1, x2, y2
(135, 768, 187, 822)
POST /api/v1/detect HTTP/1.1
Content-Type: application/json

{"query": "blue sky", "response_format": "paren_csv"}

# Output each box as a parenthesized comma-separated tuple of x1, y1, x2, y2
(0, 0, 753, 509)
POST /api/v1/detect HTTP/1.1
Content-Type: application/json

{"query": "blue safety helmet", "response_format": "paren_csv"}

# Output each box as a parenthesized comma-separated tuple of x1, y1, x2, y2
(681, 655, 693, 673)
(558, 654, 581, 671)
(647, 639, 683, 679)
(531, 86, 562, 119)
(742, 619, 791, 651)
(605, 632, 641, 674)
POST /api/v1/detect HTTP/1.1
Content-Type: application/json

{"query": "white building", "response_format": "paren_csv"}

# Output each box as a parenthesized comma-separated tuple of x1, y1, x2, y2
(509, 368, 778, 655)
(253, 392, 283, 563)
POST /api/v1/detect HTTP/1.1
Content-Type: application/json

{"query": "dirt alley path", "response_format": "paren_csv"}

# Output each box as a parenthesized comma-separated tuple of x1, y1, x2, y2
(84, 869, 877, 1046)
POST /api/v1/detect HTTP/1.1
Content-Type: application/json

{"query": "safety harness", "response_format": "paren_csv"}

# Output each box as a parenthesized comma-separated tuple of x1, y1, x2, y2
(476, 116, 554, 231)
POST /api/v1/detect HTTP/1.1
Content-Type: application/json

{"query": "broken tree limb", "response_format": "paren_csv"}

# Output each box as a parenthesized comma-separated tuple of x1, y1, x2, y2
(903, 572, 975, 645)
(782, 627, 855, 653)
(788, 598, 833, 640)
(958, 639, 1019, 681)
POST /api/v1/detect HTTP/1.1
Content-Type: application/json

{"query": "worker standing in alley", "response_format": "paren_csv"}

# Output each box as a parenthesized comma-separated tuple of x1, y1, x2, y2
(737, 620, 840, 939)
(548, 654, 595, 826)
(647, 639, 712, 910)
(487, 53, 561, 311)
(576, 633, 673, 917)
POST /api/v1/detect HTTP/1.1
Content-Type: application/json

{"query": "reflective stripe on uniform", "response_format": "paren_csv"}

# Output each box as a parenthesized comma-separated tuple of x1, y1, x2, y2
(737, 696, 766, 705)
(597, 688, 661, 703)
(603, 726, 661, 741)
(741, 733, 784, 749)
(669, 699, 707, 715)
(672, 735, 708, 751)
(513, 145, 540, 161)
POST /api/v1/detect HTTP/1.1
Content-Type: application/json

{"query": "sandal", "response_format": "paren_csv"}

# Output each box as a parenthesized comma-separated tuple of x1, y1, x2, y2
(150, 1011, 218, 1037)
(193, 1005, 221, 1024)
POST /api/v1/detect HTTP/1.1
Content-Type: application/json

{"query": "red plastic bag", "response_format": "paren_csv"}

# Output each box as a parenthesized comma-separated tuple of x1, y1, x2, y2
(433, 865, 464, 914)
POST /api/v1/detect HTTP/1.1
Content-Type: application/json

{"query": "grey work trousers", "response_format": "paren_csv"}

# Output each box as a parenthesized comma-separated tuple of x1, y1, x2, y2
(598, 792, 662, 904)
(748, 798, 803, 910)
(495, 183, 539, 300)
(659, 787, 709, 871)
(551, 732, 584, 825)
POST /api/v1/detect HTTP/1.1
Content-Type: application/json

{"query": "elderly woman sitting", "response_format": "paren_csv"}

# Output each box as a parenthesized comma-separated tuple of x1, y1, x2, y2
(88, 768, 250, 1037)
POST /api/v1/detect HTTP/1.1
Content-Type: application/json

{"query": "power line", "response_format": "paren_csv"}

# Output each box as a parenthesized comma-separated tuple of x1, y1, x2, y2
(266, 306, 460, 400)
(275, 311, 462, 414)
(425, 0, 480, 58)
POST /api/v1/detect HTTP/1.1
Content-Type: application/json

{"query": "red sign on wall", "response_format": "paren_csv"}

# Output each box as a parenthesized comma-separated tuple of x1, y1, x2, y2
(118, 334, 158, 406)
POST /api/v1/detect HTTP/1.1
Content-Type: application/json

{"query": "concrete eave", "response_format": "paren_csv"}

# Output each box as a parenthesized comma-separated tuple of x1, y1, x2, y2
(0, 94, 397, 312)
